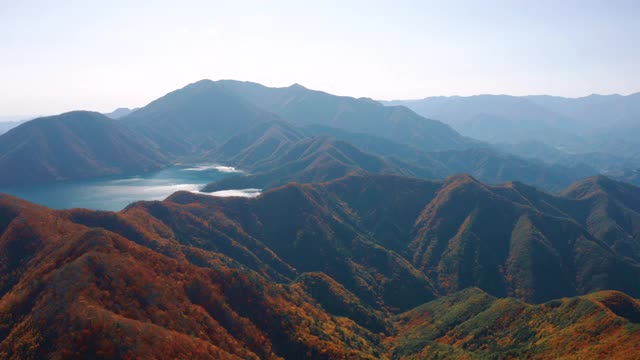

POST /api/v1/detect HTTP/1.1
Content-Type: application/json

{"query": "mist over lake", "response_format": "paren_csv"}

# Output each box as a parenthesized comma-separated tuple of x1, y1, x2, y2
(0, 164, 259, 211)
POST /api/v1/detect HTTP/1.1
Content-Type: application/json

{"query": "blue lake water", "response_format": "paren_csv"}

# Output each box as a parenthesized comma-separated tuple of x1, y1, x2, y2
(0, 165, 261, 211)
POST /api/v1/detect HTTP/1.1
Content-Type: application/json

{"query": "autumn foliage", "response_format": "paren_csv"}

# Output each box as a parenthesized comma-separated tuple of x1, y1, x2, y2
(2, 172, 640, 358)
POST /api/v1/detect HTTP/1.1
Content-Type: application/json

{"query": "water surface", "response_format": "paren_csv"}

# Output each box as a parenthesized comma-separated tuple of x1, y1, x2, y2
(0, 165, 260, 211)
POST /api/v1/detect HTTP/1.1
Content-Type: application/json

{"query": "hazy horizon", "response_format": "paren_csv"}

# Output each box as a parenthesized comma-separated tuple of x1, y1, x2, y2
(1, 78, 639, 120)
(2, 0, 639, 115)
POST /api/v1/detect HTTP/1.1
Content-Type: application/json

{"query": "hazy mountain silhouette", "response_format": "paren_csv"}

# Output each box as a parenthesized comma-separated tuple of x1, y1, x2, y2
(0, 111, 170, 186)
(527, 92, 640, 130)
(122, 80, 281, 154)
(383, 95, 580, 145)
(103, 107, 137, 119)
(0, 80, 608, 190)
(202, 121, 597, 192)
(385, 92, 640, 162)
(0, 120, 27, 135)
(213, 80, 474, 152)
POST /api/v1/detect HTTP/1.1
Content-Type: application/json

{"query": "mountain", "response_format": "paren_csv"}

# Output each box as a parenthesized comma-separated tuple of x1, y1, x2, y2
(527, 92, 640, 131)
(0, 111, 170, 187)
(584, 121, 640, 159)
(0, 120, 27, 136)
(2, 174, 640, 358)
(527, 93, 640, 157)
(617, 168, 640, 186)
(152, 174, 640, 304)
(212, 80, 474, 152)
(383, 95, 581, 145)
(122, 80, 281, 154)
(302, 125, 598, 190)
(103, 107, 137, 119)
(119, 79, 475, 157)
(132, 179, 439, 312)
(202, 122, 596, 193)
(201, 122, 432, 192)
(388, 287, 640, 359)
(385, 93, 640, 162)
(422, 147, 596, 192)
(561, 175, 640, 262)
(0, 194, 380, 359)
(0, 81, 597, 190)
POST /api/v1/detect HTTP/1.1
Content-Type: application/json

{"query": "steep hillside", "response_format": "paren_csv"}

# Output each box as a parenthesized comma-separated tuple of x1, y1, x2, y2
(130, 182, 438, 312)
(203, 132, 428, 192)
(420, 147, 595, 192)
(407, 174, 640, 303)
(307, 125, 597, 190)
(203, 122, 596, 192)
(1, 174, 640, 358)
(386, 93, 640, 162)
(123, 80, 280, 154)
(383, 95, 580, 145)
(387, 288, 640, 359)
(0, 81, 602, 190)
(142, 174, 640, 304)
(215, 80, 473, 152)
(0, 194, 381, 359)
(0, 111, 169, 186)
(560, 175, 640, 262)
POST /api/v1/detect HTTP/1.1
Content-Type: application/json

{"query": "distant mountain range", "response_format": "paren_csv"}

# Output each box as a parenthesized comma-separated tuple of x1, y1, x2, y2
(215, 80, 473, 152)
(202, 121, 595, 192)
(383, 92, 640, 170)
(384, 95, 580, 144)
(0, 120, 26, 136)
(120, 80, 473, 155)
(2, 173, 640, 358)
(0, 107, 136, 135)
(104, 107, 137, 119)
(0, 116, 34, 135)
(0, 80, 617, 191)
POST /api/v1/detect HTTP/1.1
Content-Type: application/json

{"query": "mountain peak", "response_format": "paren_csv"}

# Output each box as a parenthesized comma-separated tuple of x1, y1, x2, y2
(104, 107, 137, 119)
(26, 110, 108, 126)
(288, 83, 307, 90)
(561, 174, 617, 199)
(443, 173, 481, 187)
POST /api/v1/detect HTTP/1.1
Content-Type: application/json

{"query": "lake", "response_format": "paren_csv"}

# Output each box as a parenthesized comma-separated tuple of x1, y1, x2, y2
(0, 164, 261, 211)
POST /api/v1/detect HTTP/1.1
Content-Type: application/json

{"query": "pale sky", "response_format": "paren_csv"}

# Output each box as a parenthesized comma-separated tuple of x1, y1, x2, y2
(1, 0, 639, 116)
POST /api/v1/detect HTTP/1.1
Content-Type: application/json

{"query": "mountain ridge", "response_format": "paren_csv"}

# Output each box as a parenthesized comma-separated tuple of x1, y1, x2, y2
(0, 111, 170, 186)
(2, 172, 640, 358)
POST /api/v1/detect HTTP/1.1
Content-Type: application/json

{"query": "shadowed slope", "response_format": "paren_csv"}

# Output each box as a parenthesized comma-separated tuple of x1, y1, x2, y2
(407, 174, 640, 302)
(203, 134, 424, 192)
(203, 122, 594, 193)
(139, 174, 640, 305)
(123, 80, 281, 154)
(0, 111, 169, 186)
(215, 80, 473, 152)
(140, 181, 438, 312)
(558, 175, 640, 262)
(2, 174, 640, 358)
(0, 194, 382, 359)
